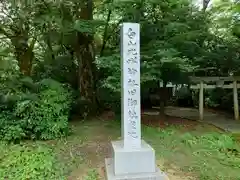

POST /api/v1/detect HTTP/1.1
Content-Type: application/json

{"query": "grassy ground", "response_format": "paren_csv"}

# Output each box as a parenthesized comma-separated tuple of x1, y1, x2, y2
(1, 117, 240, 180)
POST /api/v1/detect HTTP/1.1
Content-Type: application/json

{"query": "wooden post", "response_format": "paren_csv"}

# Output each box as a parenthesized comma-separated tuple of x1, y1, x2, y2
(233, 80, 239, 120)
(199, 81, 204, 121)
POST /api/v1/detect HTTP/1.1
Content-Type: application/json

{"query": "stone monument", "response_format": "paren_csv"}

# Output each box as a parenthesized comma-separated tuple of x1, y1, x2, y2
(105, 22, 168, 180)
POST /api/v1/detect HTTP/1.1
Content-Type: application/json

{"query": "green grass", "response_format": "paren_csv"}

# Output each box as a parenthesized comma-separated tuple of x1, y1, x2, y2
(143, 126, 240, 180)
(84, 169, 99, 180)
(1, 120, 240, 180)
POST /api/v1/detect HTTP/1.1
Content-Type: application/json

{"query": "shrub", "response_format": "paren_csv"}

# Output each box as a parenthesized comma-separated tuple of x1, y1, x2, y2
(0, 77, 73, 142)
(33, 55, 78, 89)
(97, 87, 121, 113)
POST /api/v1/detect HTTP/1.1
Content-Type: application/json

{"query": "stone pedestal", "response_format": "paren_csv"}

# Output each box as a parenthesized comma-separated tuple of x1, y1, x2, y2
(105, 140, 168, 180)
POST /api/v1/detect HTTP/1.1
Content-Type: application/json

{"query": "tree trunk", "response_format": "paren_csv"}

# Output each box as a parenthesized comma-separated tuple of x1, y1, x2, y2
(10, 23, 35, 76)
(77, 0, 98, 116)
(17, 47, 34, 76)
(12, 38, 34, 76)
(159, 81, 167, 118)
(46, 32, 55, 61)
(159, 100, 165, 116)
(100, 9, 112, 57)
(76, 41, 97, 115)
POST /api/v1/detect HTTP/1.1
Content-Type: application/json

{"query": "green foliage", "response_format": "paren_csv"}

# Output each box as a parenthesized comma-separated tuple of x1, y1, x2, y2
(0, 77, 72, 142)
(92, 0, 240, 113)
(33, 55, 78, 88)
(203, 88, 240, 112)
(98, 87, 121, 113)
(74, 19, 104, 35)
(96, 54, 121, 92)
(1, 0, 239, 114)
(84, 169, 99, 180)
(0, 143, 65, 180)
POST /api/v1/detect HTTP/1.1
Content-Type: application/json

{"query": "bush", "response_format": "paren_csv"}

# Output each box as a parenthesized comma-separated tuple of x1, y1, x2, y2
(0, 143, 65, 180)
(0, 77, 73, 142)
(202, 88, 236, 112)
(33, 55, 78, 89)
(71, 86, 121, 117)
(97, 87, 121, 114)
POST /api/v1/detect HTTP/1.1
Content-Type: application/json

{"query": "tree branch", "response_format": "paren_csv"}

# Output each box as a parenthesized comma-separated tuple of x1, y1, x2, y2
(100, 9, 112, 57)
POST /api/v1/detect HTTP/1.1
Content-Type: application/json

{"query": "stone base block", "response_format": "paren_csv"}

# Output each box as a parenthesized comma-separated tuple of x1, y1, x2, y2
(105, 158, 168, 180)
(112, 140, 155, 175)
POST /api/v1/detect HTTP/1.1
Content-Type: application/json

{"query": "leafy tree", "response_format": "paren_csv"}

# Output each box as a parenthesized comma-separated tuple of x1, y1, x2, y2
(0, 0, 38, 75)
(0, 0, 239, 135)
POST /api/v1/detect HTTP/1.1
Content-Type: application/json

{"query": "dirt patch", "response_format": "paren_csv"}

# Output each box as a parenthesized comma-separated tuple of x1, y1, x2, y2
(166, 167, 196, 180)
(99, 111, 116, 121)
(67, 122, 113, 180)
(67, 140, 111, 180)
(205, 108, 233, 118)
(142, 114, 200, 130)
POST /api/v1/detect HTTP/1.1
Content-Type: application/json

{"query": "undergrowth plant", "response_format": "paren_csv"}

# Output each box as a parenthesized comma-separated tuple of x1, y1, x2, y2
(0, 143, 65, 180)
(84, 169, 99, 180)
(0, 77, 73, 142)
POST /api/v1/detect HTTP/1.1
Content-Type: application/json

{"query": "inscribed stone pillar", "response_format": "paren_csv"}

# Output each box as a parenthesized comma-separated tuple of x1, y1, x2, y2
(105, 22, 168, 180)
